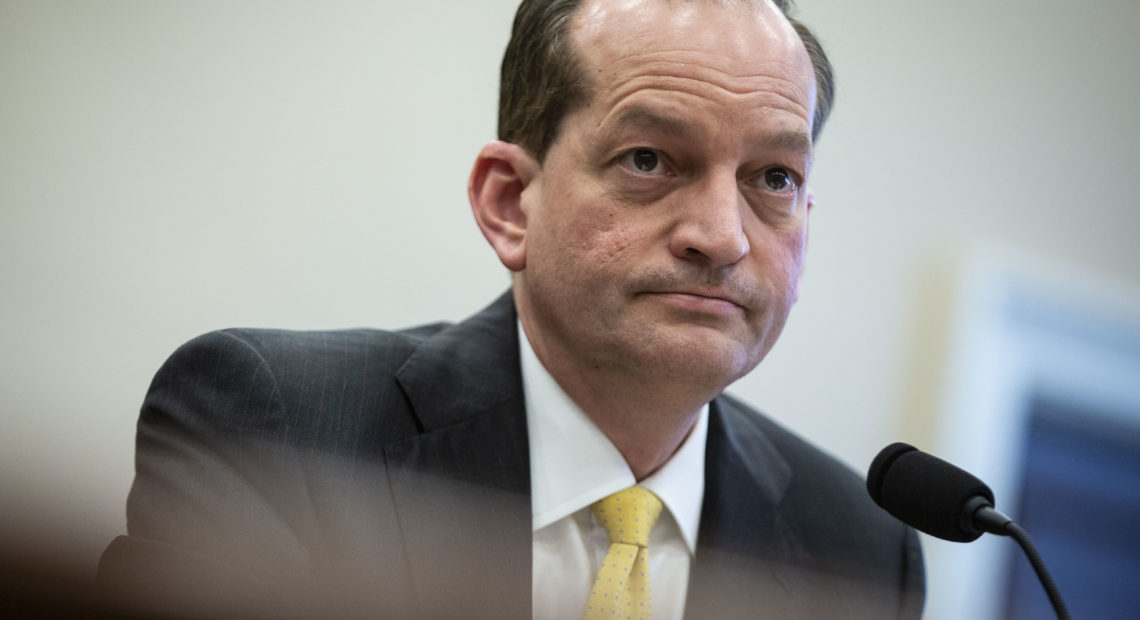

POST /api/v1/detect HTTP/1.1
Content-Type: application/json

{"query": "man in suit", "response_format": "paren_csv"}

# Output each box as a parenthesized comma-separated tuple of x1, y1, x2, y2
(100, 0, 924, 618)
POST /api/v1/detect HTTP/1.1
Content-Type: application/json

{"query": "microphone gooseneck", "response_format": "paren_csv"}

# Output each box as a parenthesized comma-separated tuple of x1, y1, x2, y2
(866, 442, 1071, 620)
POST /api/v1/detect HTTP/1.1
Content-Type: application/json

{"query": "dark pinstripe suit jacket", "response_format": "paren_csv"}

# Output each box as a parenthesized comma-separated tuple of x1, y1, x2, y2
(99, 292, 924, 619)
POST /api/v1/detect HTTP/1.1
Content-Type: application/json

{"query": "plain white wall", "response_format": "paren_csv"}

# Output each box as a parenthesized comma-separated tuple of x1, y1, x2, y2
(1, 0, 522, 577)
(2, 0, 1138, 611)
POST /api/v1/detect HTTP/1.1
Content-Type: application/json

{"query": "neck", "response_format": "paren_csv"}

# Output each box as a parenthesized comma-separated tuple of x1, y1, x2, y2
(520, 320, 716, 481)
(571, 365, 714, 481)
(584, 395, 704, 481)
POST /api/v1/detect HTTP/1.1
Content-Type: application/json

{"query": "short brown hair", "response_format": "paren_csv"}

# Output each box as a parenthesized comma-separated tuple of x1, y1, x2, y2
(497, 0, 836, 162)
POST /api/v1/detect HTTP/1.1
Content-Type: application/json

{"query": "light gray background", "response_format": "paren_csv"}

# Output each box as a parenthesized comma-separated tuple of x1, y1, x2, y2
(3, 1, 1138, 616)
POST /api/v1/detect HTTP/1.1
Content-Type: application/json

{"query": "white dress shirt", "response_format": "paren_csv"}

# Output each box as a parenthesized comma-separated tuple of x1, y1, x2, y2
(520, 323, 708, 620)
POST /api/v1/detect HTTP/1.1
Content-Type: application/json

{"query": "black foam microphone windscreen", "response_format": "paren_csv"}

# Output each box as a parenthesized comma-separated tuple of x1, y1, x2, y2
(867, 442, 996, 542)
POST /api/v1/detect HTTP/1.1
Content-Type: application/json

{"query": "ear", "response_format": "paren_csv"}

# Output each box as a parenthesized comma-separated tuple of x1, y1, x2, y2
(468, 140, 540, 272)
(793, 188, 815, 303)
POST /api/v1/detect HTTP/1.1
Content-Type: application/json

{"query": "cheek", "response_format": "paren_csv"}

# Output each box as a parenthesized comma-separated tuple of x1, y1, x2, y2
(580, 222, 640, 270)
(782, 233, 809, 299)
(551, 206, 644, 274)
(751, 225, 808, 295)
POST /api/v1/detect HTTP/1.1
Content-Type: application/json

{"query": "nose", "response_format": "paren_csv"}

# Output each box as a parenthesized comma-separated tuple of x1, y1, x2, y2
(668, 172, 750, 266)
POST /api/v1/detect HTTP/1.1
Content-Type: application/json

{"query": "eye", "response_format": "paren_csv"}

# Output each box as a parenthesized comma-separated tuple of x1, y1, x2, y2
(760, 167, 799, 194)
(620, 148, 667, 175)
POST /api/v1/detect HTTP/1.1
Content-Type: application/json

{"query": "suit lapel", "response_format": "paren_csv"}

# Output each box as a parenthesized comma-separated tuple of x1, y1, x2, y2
(685, 397, 814, 618)
(380, 293, 821, 618)
(385, 292, 532, 619)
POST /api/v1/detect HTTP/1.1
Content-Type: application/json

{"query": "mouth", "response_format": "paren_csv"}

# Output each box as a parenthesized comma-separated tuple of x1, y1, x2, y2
(641, 290, 746, 316)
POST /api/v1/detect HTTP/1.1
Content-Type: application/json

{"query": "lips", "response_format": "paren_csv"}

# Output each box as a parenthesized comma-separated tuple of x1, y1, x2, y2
(628, 269, 757, 314)
(643, 290, 746, 315)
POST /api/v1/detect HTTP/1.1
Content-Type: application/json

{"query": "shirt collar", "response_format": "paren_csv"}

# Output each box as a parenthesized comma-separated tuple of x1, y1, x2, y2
(520, 322, 707, 554)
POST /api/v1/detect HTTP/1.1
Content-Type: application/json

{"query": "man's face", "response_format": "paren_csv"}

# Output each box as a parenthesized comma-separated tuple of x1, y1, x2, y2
(515, 0, 817, 391)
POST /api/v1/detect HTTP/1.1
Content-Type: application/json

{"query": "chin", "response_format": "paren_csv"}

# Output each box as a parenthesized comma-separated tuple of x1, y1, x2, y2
(639, 330, 761, 387)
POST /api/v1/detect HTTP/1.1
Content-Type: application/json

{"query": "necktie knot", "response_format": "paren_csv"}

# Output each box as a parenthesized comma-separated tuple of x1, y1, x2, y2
(583, 487, 662, 620)
(589, 486, 663, 548)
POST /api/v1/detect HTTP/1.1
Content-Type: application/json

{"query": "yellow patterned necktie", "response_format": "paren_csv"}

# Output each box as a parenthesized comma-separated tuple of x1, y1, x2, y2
(582, 486, 664, 620)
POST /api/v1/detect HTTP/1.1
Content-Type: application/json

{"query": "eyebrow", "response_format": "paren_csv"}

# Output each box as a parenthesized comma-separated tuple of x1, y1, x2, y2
(604, 104, 814, 158)
(760, 129, 813, 158)
(605, 105, 697, 142)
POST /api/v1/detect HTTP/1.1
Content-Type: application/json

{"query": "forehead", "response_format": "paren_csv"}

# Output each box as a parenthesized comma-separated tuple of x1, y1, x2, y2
(568, 0, 815, 131)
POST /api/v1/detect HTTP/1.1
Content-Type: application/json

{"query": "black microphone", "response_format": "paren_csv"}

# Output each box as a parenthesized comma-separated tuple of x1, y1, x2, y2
(867, 442, 1071, 620)
(866, 442, 1012, 542)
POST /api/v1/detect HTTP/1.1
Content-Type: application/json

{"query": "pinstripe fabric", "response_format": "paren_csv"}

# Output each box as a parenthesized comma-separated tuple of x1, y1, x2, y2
(98, 290, 924, 619)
